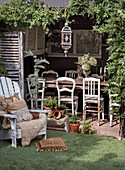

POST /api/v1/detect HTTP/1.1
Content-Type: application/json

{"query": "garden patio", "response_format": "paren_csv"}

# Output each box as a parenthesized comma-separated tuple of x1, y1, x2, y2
(0, 0, 125, 166)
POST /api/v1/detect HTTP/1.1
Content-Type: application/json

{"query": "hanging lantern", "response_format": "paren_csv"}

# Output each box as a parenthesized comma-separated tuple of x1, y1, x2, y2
(61, 22, 72, 57)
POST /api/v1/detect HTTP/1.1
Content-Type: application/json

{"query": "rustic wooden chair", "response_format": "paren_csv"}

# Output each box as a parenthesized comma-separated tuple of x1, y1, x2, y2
(56, 77, 78, 115)
(65, 70, 78, 79)
(41, 70, 59, 80)
(83, 77, 104, 126)
(0, 76, 49, 148)
(26, 78, 45, 110)
(41, 70, 59, 97)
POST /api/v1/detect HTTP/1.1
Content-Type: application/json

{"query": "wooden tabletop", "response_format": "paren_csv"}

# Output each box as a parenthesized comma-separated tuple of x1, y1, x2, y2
(45, 78, 108, 90)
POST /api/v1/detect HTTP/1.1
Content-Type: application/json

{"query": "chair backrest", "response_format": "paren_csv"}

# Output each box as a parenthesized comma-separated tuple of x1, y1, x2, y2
(56, 77, 75, 103)
(41, 70, 59, 80)
(83, 77, 100, 102)
(65, 70, 78, 79)
(0, 76, 22, 99)
(26, 78, 45, 108)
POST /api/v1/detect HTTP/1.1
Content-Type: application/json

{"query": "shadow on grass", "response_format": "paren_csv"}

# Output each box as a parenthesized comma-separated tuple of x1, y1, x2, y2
(0, 130, 125, 170)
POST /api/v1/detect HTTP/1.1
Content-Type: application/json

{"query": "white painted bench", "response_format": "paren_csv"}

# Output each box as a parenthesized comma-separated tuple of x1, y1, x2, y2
(0, 76, 50, 148)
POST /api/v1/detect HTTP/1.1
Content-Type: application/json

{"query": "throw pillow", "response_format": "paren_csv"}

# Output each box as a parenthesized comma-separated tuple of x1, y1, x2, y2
(8, 99, 33, 122)
(0, 96, 6, 112)
(0, 93, 20, 112)
(35, 137, 68, 152)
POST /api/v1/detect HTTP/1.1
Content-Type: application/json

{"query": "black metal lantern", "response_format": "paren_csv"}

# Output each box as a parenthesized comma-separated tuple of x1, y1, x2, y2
(61, 22, 72, 57)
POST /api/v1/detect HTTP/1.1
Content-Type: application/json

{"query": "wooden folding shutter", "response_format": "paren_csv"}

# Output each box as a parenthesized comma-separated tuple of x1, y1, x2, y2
(0, 32, 24, 98)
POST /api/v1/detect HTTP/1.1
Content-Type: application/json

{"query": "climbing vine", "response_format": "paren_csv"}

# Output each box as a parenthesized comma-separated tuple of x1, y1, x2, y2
(0, 0, 125, 136)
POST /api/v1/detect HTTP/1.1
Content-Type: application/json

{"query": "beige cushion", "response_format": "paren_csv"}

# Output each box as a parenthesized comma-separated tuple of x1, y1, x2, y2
(35, 137, 68, 152)
(8, 99, 33, 122)
(0, 93, 20, 112)
(0, 96, 6, 112)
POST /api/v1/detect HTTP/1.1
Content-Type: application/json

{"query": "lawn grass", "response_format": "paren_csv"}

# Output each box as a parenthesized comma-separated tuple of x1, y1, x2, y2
(0, 130, 125, 170)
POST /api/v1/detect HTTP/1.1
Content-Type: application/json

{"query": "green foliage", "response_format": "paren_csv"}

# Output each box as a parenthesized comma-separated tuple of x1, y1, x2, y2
(81, 120, 93, 134)
(43, 96, 57, 109)
(0, 56, 8, 76)
(0, 0, 63, 33)
(78, 54, 97, 71)
(56, 104, 68, 111)
(70, 113, 79, 124)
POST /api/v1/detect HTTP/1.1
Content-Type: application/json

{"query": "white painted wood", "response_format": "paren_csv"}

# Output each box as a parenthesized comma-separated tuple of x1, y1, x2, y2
(26, 78, 45, 110)
(6, 77, 15, 97)
(0, 76, 48, 148)
(83, 77, 104, 125)
(13, 81, 22, 99)
(56, 77, 78, 115)
(1, 77, 10, 97)
(0, 82, 4, 96)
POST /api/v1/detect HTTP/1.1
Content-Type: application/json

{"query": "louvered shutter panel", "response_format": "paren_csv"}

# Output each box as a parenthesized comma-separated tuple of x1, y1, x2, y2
(0, 32, 24, 98)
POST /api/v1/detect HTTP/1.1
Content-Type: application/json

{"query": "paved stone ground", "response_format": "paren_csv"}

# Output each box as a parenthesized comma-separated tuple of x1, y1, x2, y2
(90, 119, 120, 139)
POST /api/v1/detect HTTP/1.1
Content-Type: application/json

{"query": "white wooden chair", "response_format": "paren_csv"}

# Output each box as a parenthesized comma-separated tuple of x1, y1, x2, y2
(65, 70, 78, 79)
(0, 76, 49, 148)
(56, 77, 78, 115)
(83, 77, 104, 126)
(109, 94, 120, 127)
(26, 78, 45, 110)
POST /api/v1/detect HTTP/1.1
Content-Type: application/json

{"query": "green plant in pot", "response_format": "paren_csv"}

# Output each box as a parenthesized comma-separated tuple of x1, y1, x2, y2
(78, 54, 97, 77)
(70, 113, 80, 133)
(43, 96, 57, 110)
(80, 120, 93, 134)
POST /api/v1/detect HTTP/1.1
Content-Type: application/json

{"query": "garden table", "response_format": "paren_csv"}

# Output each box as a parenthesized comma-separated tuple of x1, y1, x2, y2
(45, 78, 108, 91)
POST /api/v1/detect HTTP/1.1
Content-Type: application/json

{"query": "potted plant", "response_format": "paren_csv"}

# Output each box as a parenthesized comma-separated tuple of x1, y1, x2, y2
(43, 96, 58, 118)
(43, 96, 57, 110)
(78, 53, 97, 77)
(69, 113, 80, 133)
(80, 120, 93, 134)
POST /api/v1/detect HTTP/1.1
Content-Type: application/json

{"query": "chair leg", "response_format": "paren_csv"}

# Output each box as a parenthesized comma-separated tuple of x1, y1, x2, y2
(97, 102, 100, 126)
(8, 118, 17, 148)
(72, 101, 74, 115)
(110, 114, 113, 127)
(101, 100, 104, 120)
(83, 105, 86, 121)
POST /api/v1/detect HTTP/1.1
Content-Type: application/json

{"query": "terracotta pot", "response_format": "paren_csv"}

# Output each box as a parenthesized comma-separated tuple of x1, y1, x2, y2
(43, 106, 51, 110)
(52, 109, 62, 119)
(83, 130, 89, 134)
(31, 112, 39, 119)
(70, 122, 80, 133)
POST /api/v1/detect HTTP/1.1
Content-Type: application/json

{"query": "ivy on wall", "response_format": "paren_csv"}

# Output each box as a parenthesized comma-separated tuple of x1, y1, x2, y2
(0, 0, 125, 136)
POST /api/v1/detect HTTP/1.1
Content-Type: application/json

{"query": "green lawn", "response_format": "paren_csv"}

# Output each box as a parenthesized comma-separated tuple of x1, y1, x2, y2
(0, 130, 125, 170)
